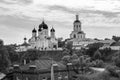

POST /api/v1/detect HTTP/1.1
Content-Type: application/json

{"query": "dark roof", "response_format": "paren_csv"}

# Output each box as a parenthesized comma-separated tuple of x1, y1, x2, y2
(38, 28, 42, 32)
(32, 28, 37, 33)
(110, 42, 120, 46)
(21, 42, 30, 46)
(24, 37, 27, 40)
(77, 31, 84, 34)
(50, 27, 55, 32)
(39, 21, 48, 29)
(47, 37, 51, 40)
(20, 59, 66, 71)
(74, 20, 81, 23)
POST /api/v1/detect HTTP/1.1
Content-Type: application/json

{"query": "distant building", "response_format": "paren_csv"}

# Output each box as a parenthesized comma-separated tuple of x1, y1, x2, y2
(66, 15, 96, 49)
(99, 41, 120, 50)
(16, 37, 31, 52)
(29, 21, 58, 50)
(66, 14, 116, 50)
(70, 15, 86, 40)
(16, 21, 61, 52)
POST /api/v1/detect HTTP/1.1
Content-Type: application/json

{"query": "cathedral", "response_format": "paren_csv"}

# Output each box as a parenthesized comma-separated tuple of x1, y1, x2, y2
(28, 21, 58, 50)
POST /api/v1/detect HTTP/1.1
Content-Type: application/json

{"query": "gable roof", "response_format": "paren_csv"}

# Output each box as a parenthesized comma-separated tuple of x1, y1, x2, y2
(21, 42, 30, 46)
(110, 42, 120, 46)
(20, 59, 66, 71)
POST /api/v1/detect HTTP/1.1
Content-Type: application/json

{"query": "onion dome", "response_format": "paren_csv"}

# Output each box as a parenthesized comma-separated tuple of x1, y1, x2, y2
(39, 21, 48, 29)
(24, 37, 27, 41)
(50, 27, 55, 32)
(32, 28, 37, 33)
(38, 28, 42, 32)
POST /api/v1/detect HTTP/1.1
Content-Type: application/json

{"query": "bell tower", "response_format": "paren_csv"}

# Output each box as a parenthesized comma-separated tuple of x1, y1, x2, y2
(73, 14, 81, 32)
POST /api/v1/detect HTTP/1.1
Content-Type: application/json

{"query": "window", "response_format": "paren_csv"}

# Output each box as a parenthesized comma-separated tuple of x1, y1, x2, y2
(73, 34, 76, 38)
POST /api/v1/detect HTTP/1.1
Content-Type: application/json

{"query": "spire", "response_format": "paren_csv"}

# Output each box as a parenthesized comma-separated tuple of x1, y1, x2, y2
(76, 14, 79, 20)
(51, 27, 55, 32)
(42, 18, 45, 24)
(74, 14, 80, 23)
(32, 28, 37, 33)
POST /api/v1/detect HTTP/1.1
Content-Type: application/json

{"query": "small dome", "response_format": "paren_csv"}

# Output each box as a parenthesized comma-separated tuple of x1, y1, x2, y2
(32, 28, 37, 33)
(24, 37, 27, 40)
(50, 27, 55, 32)
(74, 20, 81, 23)
(38, 28, 42, 32)
(39, 21, 48, 29)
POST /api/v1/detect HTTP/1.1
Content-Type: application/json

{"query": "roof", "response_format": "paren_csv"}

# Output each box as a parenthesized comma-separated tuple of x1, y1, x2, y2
(110, 42, 120, 46)
(77, 31, 84, 34)
(20, 59, 66, 71)
(32, 28, 37, 33)
(21, 42, 30, 46)
(96, 40, 115, 44)
(39, 21, 48, 29)
(50, 27, 55, 32)
(74, 20, 81, 23)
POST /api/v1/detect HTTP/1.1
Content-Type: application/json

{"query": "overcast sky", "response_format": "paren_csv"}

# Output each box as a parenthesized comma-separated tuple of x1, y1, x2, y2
(0, 0, 120, 44)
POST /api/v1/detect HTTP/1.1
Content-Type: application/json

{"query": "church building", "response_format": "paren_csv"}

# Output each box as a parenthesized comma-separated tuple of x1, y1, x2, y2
(70, 15, 86, 40)
(16, 20, 59, 52)
(28, 21, 58, 50)
(67, 14, 95, 49)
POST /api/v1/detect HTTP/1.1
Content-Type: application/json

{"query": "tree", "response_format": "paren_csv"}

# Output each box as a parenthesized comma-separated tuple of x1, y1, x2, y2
(105, 65, 119, 78)
(0, 40, 10, 73)
(21, 49, 40, 64)
(100, 48, 112, 61)
(65, 41, 73, 55)
(62, 55, 71, 65)
(114, 55, 120, 67)
(86, 43, 103, 57)
(62, 53, 91, 74)
(5, 45, 19, 63)
(92, 59, 104, 67)
(93, 50, 102, 60)
(112, 51, 120, 68)
(112, 36, 120, 42)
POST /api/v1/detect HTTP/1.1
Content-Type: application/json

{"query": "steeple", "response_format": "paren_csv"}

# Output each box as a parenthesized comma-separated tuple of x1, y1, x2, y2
(32, 28, 37, 33)
(74, 14, 80, 23)
(32, 28, 37, 37)
(73, 14, 81, 31)
(51, 27, 55, 32)
(51, 27, 55, 38)
(76, 14, 79, 20)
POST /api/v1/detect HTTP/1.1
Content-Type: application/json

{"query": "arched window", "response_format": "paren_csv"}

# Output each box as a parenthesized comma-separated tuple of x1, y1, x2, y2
(77, 25, 78, 29)
(74, 34, 76, 38)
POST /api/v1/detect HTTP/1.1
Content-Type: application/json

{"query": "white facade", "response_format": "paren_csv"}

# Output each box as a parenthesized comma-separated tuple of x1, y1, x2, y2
(68, 14, 88, 49)
(29, 21, 58, 50)
(70, 15, 85, 40)
(68, 15, 115, 50)
(16, 21, 59, 52)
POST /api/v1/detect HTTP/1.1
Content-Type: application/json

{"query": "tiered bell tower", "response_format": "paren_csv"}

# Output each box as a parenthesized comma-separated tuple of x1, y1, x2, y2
(74, 15, 81, 32)
(70, 14, 85, 40)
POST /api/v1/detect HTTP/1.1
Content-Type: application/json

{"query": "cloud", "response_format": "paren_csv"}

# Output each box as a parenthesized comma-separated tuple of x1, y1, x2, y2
(0, 0, 33, 5)
(0, 0, 120, 44)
